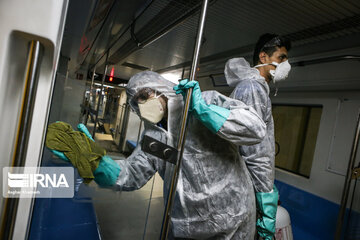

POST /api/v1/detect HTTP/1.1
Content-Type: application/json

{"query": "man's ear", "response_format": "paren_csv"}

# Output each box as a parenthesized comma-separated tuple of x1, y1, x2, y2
(259, 51, 267, 64)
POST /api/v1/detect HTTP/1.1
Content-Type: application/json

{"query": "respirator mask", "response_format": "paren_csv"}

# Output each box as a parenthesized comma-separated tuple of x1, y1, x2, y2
(138, 92, 165, 124)
(255, 60, 291, 83)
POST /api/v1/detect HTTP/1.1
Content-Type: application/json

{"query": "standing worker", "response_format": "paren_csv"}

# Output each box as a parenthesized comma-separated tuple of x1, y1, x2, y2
(225, 33, 292, 240)
(47, 71, 267, 239)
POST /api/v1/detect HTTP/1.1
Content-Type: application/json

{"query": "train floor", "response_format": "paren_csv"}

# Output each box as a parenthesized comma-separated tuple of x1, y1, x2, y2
(85, 126, 164, 239)
(91, 172, 164, 239)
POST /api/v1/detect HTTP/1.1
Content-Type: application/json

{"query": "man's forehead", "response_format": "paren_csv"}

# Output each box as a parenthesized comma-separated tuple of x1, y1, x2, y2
(275, 46, 288, 57)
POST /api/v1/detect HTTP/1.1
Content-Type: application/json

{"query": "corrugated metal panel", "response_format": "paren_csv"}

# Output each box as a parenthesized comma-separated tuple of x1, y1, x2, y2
(200, 0, 360, 55)
(99, 0, 360, 79)
(123, 14, 199, 70)
(76, 0, 151, 72)
(107, 0, 203, 65)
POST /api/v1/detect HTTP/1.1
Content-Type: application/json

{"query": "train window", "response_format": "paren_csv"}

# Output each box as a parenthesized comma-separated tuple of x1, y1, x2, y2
(272, 104, 322, 178)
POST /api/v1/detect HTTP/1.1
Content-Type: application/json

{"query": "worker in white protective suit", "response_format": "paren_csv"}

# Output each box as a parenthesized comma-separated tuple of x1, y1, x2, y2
(49, 70, 267, 239)
(225, 33, 291, 240)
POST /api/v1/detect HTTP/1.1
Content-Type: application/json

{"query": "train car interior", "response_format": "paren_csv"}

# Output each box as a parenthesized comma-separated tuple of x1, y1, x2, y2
(0, 0, 359, 239)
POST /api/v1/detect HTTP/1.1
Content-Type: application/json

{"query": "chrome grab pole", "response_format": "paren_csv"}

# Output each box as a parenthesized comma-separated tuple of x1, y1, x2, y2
(92, 52, 109, 138)
(90, 65, 96, 93)
(160, 1, 209, 239)
(335, 110, 360, 239)
(85, 66, 97, 125)
(0, 40, 42, 240)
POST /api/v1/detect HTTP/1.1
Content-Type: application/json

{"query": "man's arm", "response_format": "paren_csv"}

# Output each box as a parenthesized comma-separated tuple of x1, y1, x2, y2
(174, 80, 266, 146)
(48, 123, 160, 190)
(112, 138, 162, 191)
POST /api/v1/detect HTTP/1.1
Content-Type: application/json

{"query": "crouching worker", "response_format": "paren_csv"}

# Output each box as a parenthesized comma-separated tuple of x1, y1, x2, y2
(46, 71, 266, 239)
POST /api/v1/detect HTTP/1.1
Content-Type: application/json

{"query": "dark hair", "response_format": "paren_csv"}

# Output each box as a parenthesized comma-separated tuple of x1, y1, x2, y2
(253, 33, 291, 65)
(132, 87, 155, 104)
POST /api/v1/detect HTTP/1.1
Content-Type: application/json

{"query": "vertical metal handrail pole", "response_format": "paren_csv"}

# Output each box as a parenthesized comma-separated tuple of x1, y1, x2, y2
(335, 110, 360, 239)
(118, 104, 126, 149)
(0, 40, 42, 240)
(86, 66, 97, 125)
(90, 66, 96, 93)
(160, 1, 209, 239)
(92, 52, 109, 138)
(120, 104, 131, 151)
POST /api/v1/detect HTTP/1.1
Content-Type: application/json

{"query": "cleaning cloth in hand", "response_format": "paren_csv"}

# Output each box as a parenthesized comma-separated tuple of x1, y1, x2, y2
(46, 122, 106, 183)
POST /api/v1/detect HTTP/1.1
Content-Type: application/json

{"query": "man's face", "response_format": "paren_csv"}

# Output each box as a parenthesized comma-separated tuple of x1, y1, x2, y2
(267, 46, 288, 64)
(259, 46, 288, 82)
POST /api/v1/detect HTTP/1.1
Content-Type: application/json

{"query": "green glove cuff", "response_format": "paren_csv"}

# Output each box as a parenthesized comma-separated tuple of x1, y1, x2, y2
(50, 149, 70, 161)
(255, 185, 279, 239)
(77, 123, 94, 141)
(196, 104, 230, 133)
(93, 155, 121, 187)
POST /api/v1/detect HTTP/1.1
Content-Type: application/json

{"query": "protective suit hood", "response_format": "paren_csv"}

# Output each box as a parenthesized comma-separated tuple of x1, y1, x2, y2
(225, 57, 269, 95)
(126, 71, 183, 147)
(126, 71, 182, 115)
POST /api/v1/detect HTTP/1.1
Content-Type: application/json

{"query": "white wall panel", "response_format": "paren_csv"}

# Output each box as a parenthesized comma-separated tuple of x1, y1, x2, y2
(273, 92, 360, 207)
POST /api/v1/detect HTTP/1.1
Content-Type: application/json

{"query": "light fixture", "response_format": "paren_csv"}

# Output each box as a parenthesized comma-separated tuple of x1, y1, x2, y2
(161, 73, 181, 84)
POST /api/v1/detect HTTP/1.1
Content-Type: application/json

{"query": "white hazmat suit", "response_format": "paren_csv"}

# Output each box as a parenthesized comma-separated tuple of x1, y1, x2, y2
(113, 71, 266, 239)
(225, 57, 275, 193)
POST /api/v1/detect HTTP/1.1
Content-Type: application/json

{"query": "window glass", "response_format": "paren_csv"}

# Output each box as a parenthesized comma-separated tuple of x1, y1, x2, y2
(272, 105, 322, 177)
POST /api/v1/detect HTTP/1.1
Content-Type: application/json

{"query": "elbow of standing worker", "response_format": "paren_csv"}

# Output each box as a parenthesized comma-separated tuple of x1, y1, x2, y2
(217, 106, 266, 145)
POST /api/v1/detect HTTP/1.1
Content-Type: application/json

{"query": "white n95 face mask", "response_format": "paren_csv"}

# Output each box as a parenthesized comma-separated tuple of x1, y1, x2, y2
(138, 96, 165, 124)
(255, 60, 291, 83)
(270, 60, 291, 83)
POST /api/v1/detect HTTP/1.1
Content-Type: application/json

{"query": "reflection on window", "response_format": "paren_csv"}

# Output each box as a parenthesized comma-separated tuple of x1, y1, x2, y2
(272, 105, 322, 178)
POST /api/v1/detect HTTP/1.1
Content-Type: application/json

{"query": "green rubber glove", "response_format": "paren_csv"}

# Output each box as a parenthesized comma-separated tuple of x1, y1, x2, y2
(255, 185, 279, 240)
(49, 123, 121, 187)
(173, 79, 230, 133)
(93, 155, 121, 187)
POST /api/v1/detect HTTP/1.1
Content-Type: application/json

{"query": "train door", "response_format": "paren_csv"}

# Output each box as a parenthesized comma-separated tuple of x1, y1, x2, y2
(0, 0, 68, 239)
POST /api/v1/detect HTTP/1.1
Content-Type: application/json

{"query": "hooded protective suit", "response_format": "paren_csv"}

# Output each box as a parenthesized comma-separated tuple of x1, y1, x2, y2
(225, 57, 275, 193)
(113, 71, 266, 239)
